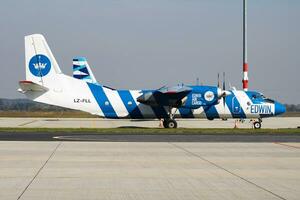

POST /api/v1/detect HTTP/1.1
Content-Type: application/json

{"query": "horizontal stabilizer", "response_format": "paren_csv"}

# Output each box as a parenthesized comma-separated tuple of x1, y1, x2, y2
(18, 80, 48, 93)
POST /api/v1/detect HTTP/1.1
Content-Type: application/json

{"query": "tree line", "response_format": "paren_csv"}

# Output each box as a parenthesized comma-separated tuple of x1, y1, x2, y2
(0, 98, 70, 111)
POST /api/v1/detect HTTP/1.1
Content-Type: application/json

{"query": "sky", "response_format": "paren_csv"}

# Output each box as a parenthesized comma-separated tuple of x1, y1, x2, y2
(0, 0, 299, 103)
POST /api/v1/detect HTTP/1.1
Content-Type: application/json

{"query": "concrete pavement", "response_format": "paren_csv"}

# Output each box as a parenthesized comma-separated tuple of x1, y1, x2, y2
(0, 141, 299, 200)
(0, 117, 299, 129)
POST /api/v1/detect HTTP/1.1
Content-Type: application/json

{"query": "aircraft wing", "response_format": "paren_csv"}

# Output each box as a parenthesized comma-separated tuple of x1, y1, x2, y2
(137, 85, 192, 107)
(157, 85, 191, 94)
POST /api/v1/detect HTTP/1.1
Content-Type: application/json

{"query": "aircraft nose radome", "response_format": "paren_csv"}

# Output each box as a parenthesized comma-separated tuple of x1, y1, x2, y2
(275, 102, 286, 116)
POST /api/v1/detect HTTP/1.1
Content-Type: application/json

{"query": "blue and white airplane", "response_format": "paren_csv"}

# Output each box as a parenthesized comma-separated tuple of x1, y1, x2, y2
(18, 34, 286, 128)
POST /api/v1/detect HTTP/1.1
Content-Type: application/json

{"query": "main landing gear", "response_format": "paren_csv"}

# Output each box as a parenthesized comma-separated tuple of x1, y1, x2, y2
(163, 118, 177, 128)
(253, 118, 262, 129)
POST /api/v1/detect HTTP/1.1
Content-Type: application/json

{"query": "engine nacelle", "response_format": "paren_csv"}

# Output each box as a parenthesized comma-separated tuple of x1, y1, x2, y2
(137, 90, 190, 107)
(180, 86, 221, 109)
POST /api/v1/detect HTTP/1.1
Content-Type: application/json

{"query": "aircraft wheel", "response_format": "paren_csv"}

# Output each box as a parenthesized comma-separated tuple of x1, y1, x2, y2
(163, 119, 168, 128)
(165, 119, 177, 128)
(253, 121, 261, 129)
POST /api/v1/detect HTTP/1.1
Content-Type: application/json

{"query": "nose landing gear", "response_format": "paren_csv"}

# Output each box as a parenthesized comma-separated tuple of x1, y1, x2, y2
(253, 118, 262, 129)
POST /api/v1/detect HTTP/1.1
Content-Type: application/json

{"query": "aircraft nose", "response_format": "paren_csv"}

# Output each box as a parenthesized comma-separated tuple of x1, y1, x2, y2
(275, 102, 286, 116)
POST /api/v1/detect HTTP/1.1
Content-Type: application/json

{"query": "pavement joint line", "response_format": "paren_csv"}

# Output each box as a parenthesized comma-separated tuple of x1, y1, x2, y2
(169, 142, 287, 200)
(18, 120, 38, 127)
(17, 142, 62, 200)
(273, 142, 300, 150)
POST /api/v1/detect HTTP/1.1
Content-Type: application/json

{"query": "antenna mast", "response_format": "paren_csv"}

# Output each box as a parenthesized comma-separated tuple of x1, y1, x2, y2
(242, 0, 249, 91)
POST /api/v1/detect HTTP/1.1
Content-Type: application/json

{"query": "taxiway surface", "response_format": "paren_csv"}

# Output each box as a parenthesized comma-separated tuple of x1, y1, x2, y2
(1, 141, 299, 200)
(1, 117, 299, 200)
(0, 117, 299, 129)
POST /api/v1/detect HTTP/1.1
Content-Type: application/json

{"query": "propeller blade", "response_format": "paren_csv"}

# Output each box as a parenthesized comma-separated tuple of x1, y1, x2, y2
(223, 72, 226, 107)
(223, 72, 226, 90)
(217, 73, 220, 88)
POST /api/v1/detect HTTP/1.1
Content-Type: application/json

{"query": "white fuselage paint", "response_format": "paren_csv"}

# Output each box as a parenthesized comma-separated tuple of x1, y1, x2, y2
(24, 74, 266, 119)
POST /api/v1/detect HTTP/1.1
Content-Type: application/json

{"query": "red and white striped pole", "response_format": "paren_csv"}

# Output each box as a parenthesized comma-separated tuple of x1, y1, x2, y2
(242, 0, 249, 91)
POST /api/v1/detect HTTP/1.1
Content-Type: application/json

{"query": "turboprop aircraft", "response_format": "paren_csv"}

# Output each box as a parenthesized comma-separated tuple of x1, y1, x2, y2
(18, 34, 286, 128)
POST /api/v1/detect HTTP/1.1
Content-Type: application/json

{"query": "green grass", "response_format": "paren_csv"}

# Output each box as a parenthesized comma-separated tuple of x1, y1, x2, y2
(0, 127, 299, 134)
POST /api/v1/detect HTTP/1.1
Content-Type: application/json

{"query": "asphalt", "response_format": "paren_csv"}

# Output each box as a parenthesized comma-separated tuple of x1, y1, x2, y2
(0, 132, 300, 142)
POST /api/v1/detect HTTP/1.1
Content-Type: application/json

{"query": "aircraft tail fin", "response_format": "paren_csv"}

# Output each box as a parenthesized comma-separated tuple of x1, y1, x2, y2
(72, 57, 98, 84)
(24, 34, 62, 86)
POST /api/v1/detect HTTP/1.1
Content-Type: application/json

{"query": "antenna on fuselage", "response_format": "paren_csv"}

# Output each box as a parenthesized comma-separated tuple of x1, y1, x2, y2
(242, 0, 249, 91)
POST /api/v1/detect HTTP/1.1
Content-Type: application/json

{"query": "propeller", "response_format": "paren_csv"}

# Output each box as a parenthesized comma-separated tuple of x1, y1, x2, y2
(217, 72, 231, 107)
(217, 73, 220, 88)
(222, 72, 225, 91)
(222, 72, 226, 107)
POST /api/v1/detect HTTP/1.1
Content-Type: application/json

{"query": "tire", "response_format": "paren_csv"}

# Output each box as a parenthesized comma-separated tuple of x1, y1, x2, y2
(165, 119, 177, 128)
(163, 119, 168, 128)
(253, 122, 261, 129)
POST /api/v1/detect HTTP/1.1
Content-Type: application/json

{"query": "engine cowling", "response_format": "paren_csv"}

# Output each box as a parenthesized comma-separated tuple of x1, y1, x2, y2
(180, 86, 229, 109)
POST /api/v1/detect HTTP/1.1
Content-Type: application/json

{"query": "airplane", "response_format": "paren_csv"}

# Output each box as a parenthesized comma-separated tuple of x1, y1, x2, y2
(18, 34, 286, 129)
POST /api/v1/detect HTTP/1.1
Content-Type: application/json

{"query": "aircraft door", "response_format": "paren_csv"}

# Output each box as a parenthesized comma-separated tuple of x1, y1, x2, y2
(232, 96, 241, 114)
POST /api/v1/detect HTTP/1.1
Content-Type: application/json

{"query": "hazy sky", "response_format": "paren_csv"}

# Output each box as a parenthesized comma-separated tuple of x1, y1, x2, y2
(0, 0, 299, 103)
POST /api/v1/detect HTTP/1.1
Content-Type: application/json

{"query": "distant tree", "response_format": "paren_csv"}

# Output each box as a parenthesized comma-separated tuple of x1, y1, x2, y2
(285, 104, 300, 112)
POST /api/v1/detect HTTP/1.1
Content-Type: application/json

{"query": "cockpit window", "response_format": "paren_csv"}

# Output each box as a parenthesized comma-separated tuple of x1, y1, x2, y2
(251, 93, 263, 99)
(264, 98, 275, 103)
(250, 92, 274, 103)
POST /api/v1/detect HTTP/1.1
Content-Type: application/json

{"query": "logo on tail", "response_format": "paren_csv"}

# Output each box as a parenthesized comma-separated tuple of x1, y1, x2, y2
(29, 54, 51, 77)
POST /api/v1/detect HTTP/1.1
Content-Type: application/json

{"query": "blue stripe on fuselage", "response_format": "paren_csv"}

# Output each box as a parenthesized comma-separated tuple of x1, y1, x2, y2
(87, 83, 118, 118)
(178, 108, 194, 118)
(118, 90, 143, 119)
(225, 93, 246, 118)
(203, 104, 220, 119)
